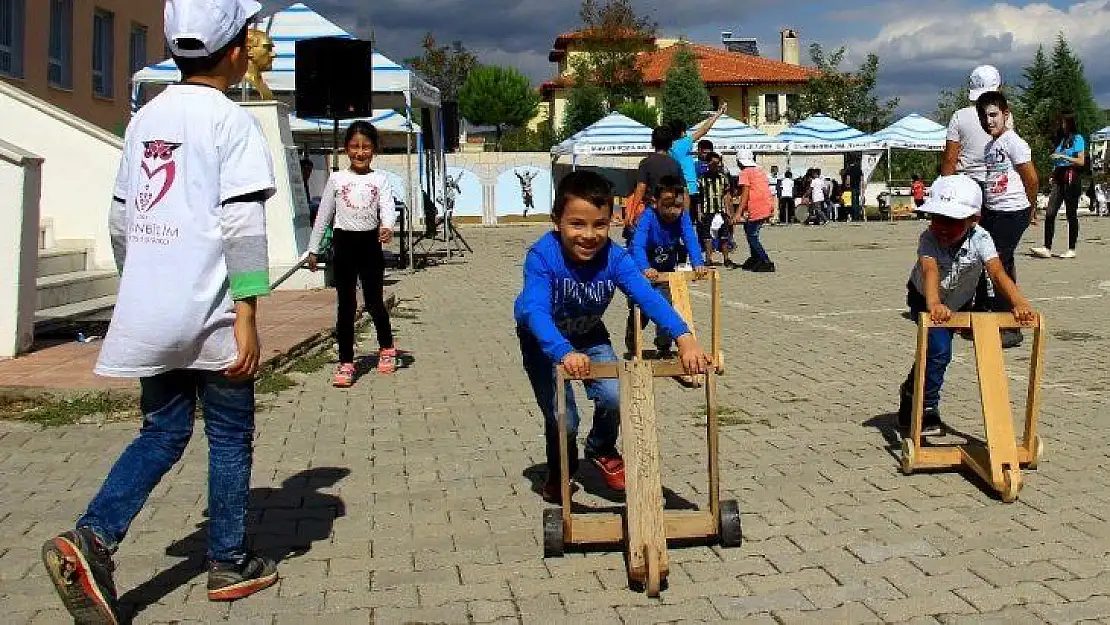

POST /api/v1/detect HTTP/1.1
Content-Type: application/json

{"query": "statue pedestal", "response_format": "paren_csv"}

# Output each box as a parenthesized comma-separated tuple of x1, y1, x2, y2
(240, 101, 322, 290)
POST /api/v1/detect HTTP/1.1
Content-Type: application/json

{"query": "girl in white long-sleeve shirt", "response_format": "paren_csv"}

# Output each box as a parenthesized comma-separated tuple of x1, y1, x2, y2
(307, 121, 397, 386)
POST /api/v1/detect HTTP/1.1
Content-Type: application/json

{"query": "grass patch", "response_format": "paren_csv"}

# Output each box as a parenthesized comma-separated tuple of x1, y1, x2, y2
(287, 349, 332, 374)
(690, 403, 772, 427)
(255, 371, 296, 395)
(0, 392, 139, 427)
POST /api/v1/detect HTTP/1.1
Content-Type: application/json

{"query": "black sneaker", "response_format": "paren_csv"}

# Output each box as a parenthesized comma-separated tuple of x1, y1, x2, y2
(207, 553, 279, 602)
(752, 261, 776, 273)
(921, 406, 945, 437)
(41, 528, 120, 625)
(897, 382, 913, 432)
(740, 257, 758, 270)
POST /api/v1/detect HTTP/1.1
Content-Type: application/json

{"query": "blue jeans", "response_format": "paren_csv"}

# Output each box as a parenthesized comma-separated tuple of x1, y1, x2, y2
(518, 328, 620, 477)
(904, 286, 954, 409)
(78, 370, 255, 563)
(743, 219, 771, 263)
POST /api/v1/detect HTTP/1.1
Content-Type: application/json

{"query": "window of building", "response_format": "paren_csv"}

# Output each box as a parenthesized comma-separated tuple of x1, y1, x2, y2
(0, 0, 25, 78)
(92, 8, 114, 97)
(764, 94, 780, 123)
(129, 23, 147, 76)
(48, 0, 73, 88)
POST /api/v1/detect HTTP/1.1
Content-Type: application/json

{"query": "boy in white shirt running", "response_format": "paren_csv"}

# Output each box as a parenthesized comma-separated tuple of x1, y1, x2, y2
(41, 1, 279, 621)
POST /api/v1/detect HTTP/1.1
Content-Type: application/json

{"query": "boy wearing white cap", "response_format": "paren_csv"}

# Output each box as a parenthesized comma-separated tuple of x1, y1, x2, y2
(41, 1, 278, 621)
(896, 175, 1035, 436)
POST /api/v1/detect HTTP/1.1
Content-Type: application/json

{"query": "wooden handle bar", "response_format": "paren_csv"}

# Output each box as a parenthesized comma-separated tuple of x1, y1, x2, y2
(920, 312, 1042, 331)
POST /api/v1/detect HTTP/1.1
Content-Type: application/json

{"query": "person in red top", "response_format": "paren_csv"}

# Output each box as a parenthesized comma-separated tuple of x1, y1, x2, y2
(912, 174, 927, 207)
(734, 150, 776, 272)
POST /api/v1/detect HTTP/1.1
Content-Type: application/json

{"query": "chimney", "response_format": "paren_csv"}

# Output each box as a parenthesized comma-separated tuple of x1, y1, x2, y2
(780, 28, 799, 65)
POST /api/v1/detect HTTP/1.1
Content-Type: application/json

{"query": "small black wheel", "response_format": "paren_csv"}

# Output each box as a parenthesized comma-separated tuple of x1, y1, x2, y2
(543, 508, 564, 557)
(719, 499, 743, 548)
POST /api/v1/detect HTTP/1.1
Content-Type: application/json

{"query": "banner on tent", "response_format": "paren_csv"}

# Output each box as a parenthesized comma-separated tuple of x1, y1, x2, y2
(576, 143, 653, 155)
(861, 151, 883, 196)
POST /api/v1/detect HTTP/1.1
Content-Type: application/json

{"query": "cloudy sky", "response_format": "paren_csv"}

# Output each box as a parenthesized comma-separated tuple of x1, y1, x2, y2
(263, 0, 1110, 116)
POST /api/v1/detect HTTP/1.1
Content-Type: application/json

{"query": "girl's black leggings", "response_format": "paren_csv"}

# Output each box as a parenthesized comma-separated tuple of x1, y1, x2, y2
(1045, 174, 1082, 250)
(332, 228, 393, 363)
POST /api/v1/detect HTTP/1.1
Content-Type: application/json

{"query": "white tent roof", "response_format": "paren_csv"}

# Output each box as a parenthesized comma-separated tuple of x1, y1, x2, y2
(1092, 126, 1110, 142)
(873, 113, 946, 151)
(690, 114, 785, 153)
(131, 3, 439, 110)
(776, 113, 880, 152)
(551, 112, 654, 156)
(289, 109, 418, 134)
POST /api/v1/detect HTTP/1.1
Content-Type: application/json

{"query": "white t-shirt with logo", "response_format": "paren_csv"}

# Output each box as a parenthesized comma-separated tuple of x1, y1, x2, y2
(983, 130, 1032, 212)
(307, 168, 398, 253)
(947, 105, 1017, 183)
(810, 179, 826, 202)
(96, 84, 275, 377)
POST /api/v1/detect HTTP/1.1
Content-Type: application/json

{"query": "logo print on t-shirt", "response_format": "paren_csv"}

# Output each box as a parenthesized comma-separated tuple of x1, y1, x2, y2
(138, 140, 182, 213)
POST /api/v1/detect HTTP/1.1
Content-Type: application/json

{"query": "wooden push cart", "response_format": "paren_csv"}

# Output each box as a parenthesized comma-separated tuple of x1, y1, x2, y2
(901, 312, 1046, 502)
(542, 270, 740, 597)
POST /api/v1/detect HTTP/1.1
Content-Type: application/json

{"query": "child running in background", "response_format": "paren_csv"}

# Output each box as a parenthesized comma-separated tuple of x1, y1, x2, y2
(515, 171, 712, 502)
(308, 121, 398, 387)
(626, 175, 706, 358)
(897, 175, 1035, 436)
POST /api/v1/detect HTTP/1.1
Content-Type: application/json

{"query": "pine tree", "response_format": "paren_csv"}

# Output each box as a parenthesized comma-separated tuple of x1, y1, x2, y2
(457, 65, 540, 149)
(659, 43, 712, 129)
(1048, 35, 1101, 138)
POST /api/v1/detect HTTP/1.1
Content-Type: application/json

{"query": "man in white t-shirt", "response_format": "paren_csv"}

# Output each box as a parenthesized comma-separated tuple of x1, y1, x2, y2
(41, 1, 280, 621)
(973, 91, 1040, 348)
(941, 65, 1015, 184)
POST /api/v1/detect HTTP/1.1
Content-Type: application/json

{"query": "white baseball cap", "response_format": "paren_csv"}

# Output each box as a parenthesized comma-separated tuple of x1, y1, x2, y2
(736, 149, 757, 167)
(968, 65, 1003, 102)
(919, 174, 982, 219)
(165, 0, 262, 59)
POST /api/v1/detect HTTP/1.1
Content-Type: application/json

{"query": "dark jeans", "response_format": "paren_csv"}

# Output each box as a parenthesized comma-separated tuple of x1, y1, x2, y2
(78, 370, 255, 563)
(903, 285, 955, 409)
(974, 208, 1028, 313)
(851, 186, 862, 221)
(333, 228, 394, 362)
(624, 283, 672, 354)
(518, 328, 620, 478)
(1045, 175, 1082, 250)
(778, 197, 794, 223)
(744, 219, 771, 263)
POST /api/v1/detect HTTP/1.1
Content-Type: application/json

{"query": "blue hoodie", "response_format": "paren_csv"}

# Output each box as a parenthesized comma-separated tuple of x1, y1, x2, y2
(629, 207, 704, 272)
(514, 232, 691, 362)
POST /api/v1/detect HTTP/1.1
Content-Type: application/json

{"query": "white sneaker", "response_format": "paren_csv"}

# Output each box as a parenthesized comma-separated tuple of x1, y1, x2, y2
(1058, 249, 1076, 259)
(1029, 246, 1052, 259)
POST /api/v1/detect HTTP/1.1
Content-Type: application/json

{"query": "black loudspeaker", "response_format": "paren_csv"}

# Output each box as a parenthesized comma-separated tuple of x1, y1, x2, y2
(295, 37, 373, 119)
(420, 108, 434, 151)
(442, 101, 460, 152)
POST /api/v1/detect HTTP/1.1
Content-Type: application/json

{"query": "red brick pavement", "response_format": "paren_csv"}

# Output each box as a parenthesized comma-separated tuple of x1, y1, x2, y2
(0, 289, 337, 390)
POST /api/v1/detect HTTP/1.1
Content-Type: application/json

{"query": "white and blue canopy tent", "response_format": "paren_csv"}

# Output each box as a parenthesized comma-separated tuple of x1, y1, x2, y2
(551, 112, 655, 159)
(776, 113, 880, 153)
(130, 2, 445, 269)
(688, 114, 785, 154)
(873, 113, 946, 151)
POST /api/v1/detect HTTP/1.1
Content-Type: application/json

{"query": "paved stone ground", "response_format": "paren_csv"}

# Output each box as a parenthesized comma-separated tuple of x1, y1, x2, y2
(3, 218, 1110, 624)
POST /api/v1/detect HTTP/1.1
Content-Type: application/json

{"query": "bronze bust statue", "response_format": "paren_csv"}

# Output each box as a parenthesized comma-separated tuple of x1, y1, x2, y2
(245, 28, 276, 100)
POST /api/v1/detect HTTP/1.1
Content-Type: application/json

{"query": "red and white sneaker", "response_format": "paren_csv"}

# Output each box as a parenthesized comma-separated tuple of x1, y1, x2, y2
(588, 453, 626, 491)
(332, 363, 355, 388)
(377, 347, 398, 374)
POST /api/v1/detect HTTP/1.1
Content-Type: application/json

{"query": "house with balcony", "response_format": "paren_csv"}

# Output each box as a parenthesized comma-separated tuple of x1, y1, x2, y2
(538, 28, 814, 135)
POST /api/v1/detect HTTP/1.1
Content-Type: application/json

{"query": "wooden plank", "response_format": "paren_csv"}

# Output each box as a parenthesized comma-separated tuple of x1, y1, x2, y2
(632, 306, 644, 360)
(910, 313, 928, 452)
(915, 446, 965, 467)
(959, 444, 1001, 490)
(711, 270, 721, 364)
(558, 360, 721, 381)
(555, 369, 572, 530)
(970, 314, 1020, 489)
(1023, 314, 1046, 449)
(705, 369, 721, 525)
(925, 312, 1042, 331)
(619, 361, 669, 581)
(667, 277, 696, 338)
(566, 510, 716, 545)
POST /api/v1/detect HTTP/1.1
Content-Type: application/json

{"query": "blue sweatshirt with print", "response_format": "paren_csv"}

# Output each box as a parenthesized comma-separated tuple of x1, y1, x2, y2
(514, 232, 691, 362)
(629, 207, 704, 272)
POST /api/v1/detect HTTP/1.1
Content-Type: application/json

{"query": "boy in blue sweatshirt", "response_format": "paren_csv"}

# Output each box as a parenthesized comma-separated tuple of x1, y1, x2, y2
(515, 171, 713, 503)
(626, 175, 707, 357)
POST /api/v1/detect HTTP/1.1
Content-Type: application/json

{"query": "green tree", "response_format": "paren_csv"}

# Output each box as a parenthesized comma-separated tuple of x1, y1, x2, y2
(500, 125, 558, 152)
(574, 0, 656, 107)
(659, 43, 712, 129)
(933, 87, 970, 125)
(787, 44, 899, 131)
(617, 100, 659, 127)
(404, 32, 478, 102)
(458, 66, 540, 148)
(560, 59, 607, 138)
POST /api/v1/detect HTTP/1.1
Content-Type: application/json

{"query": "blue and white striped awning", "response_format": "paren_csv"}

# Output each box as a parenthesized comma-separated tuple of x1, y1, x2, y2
(776, 113, 880, 152)
(131, 3, 438, 110)
(1092, 126, 1110, 142)
(289, 109, 418, 134)
(873, 114, 946, 151)
(551, 112, 654, 156)
(687, 114, 785, 153)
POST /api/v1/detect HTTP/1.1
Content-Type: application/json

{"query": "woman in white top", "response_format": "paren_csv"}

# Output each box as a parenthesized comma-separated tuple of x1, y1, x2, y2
(307, 121, 398, 386)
